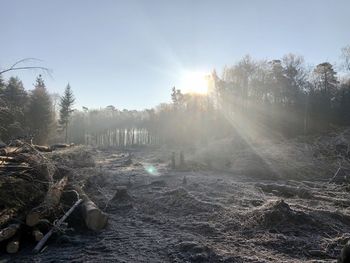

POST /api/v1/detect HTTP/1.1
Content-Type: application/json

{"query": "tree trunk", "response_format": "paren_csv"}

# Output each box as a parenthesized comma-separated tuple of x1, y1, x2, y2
(65, 122, 68, 143)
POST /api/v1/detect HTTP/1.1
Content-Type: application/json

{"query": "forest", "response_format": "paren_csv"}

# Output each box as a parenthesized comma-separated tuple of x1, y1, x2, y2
(1, 46, 350, 147)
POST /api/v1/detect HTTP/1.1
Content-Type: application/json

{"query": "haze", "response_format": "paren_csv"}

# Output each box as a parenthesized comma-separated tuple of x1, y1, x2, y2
(1, 0, 349, 109)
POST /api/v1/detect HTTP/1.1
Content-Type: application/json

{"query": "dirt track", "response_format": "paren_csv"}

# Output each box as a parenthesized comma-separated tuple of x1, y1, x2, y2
(5, 147, 350, 262)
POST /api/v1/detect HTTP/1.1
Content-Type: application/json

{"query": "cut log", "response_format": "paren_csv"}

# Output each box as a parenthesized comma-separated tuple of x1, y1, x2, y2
(75, 186, 108, 231)
(33, 198, 83, 254)
(32, 228, 44, 241)
(82, 200, 108, 231)
(26, 176, 68, 226)
(50, 143, 71, 151)
(6, 234, 20, 254)
(33, 145, 52, 152)
(0, 224, 20, 242)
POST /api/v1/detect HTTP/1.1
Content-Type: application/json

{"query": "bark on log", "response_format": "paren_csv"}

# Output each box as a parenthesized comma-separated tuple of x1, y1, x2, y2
(50, 143, 71, 151)
(26, 176, 68, 226)
(75, 186, 108, 231)
(33, 145, 52, 152)
(0, 224, 20, 242)
(82, 200, 108, 231)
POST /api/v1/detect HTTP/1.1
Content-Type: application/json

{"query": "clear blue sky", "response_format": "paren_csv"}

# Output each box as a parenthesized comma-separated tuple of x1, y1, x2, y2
(1, 0, 349, 110)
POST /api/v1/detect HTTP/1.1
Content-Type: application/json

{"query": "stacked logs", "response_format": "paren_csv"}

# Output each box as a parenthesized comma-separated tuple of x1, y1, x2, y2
(0, 141, 107, 254)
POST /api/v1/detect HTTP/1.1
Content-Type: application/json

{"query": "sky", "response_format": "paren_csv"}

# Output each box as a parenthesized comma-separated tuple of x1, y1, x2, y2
(1, 0, 350, 110)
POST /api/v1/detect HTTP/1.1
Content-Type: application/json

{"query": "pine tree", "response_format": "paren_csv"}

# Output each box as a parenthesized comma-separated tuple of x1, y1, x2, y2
(313, 62, 338, 96)
(0, 77, 28, 141)
(59, 84, 75, 142)
(27, 75, 53, 144)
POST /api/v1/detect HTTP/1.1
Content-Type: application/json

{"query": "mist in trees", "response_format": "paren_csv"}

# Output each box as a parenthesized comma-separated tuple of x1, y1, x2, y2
(1, 46, 350, 147)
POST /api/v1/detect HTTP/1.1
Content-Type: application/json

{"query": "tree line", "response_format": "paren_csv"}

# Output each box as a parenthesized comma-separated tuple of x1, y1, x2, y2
(212, 47, 350, 138)
(76, 45, 350, 147)
(1, 45, 349, 146)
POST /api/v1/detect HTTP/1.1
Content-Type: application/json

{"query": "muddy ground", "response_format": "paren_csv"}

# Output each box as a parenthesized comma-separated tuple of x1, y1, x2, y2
(3, 146, 350, 262)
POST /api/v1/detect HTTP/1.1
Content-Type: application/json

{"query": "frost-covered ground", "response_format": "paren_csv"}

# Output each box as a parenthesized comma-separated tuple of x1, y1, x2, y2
(5, 140, 350, 262)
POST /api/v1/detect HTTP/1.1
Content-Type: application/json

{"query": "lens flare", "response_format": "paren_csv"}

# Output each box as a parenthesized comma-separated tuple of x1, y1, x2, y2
(144, 164, 159, 176)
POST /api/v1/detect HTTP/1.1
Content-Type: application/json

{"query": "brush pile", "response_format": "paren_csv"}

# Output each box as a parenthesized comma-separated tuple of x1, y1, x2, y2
(0, 141, 107, 254)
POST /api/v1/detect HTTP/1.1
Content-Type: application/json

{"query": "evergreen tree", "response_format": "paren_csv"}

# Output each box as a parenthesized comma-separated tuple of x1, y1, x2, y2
(313, 62, 338, 95)
(59, 84, 75, 142)
(0, 77, 28, 141)
(27, 75, 53, 144)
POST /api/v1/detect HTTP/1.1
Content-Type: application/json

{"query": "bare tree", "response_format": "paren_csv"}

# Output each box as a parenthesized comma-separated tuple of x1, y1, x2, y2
(341, 45, 350, 72)
(0, 58, 51, 75)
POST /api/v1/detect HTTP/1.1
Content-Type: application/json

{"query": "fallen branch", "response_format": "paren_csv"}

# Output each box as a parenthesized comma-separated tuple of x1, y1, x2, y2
(33, 198, 83, 254)
(33, 145, 52, 152)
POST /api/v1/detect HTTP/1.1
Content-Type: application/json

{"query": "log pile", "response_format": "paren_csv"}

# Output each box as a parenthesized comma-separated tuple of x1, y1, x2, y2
(0, 141, 107, 254)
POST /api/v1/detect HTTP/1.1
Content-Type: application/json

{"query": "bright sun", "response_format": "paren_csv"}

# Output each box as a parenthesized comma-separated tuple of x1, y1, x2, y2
(180, 71, 209, 94)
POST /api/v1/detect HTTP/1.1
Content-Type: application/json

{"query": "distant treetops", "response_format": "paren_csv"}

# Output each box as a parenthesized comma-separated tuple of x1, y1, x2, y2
(0, 74, 75, 144)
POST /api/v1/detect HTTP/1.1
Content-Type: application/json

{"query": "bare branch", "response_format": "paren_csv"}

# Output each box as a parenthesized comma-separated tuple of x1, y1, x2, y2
(0, 58, 52, 76)
(9, 58, 42, 69)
